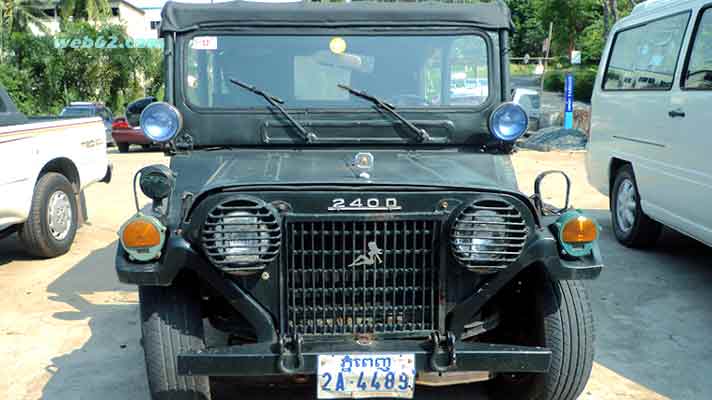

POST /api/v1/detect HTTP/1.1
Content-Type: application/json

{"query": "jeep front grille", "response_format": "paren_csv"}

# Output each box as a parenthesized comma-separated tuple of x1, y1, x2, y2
(285, 219, 440, 337)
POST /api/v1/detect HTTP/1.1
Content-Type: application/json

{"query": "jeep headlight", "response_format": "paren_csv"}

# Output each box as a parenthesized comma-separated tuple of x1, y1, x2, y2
(201, 196, 281, 274)
(451, 199, 528, 271)
(140, 102, 182, 142)
(214, 211, 269, 265)
(453, 210, 507, 260)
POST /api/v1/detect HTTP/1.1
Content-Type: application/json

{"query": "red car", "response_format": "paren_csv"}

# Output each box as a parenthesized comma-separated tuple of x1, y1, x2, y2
(111, 117, 153, 153)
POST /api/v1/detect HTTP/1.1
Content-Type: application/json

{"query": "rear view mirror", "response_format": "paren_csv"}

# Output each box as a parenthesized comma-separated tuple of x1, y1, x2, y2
(126, 96, 157, 127)
(533, 170, 571, 215)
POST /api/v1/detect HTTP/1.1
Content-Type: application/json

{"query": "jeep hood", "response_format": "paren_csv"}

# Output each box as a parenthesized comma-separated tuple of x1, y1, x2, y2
(170, 149, 520, 195)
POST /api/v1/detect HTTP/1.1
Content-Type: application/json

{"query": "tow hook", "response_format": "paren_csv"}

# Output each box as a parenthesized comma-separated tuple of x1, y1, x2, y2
(429, 331, 457, 372)
(277, 333, 304, 374)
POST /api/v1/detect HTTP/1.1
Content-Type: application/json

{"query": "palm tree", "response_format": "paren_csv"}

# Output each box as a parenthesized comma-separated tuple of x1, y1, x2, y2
(1, 0, 51, 34)
(0, 0, 51, 61)
(59, 0, 110, 22)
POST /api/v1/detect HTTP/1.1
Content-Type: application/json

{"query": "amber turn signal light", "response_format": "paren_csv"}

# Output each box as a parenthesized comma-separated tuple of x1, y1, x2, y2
(122, 219, 161, 248)
(561, 216, 598, 244)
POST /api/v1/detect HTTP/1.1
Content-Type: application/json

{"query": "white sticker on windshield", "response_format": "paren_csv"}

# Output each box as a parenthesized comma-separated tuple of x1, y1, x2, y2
(192, 36, 217, 50)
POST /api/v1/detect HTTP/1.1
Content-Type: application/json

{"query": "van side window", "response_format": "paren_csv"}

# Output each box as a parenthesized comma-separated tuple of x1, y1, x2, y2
(684, 8, 712, 90)
(604, 12, 690, 91)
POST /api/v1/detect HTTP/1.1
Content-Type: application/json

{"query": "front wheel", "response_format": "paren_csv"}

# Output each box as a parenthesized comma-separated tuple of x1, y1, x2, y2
(487, 275, 594, 400)
(611, 165, 662, 248)
(140, 280, 211, 400)
(19, 173, 78, 258)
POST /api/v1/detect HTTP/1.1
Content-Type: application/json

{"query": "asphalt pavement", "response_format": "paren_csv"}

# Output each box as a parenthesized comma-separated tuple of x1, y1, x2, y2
(0, 149, 710, 400)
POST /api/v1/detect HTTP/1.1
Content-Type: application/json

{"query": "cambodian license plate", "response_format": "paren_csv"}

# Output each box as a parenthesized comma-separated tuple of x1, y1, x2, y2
(317, 353, 416, 399)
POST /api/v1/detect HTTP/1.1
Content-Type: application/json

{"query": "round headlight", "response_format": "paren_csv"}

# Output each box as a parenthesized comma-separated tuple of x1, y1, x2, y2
(489, 102, 529, 142)
(214, 211, 270, 265)
(201, 197, 281, 273)
(450, 199, 528, 271)
(453, 210, 508, 261)
(139, 102, 182, 142)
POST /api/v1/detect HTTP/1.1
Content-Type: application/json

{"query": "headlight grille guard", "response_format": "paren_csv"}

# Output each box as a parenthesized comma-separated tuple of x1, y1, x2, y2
(450, 198, 529, 273)
(200, 196, 281, 274)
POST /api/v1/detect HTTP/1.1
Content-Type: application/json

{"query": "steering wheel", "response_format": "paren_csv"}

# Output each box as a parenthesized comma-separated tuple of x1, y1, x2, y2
(389, 94, 431, 107)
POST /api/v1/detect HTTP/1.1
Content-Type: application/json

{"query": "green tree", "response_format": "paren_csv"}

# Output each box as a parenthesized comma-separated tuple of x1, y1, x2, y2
(0, 0, 50, 59)
(59, 0, 109, 22)
(3, 21, 163, 115)
(506, 0, 547, 57)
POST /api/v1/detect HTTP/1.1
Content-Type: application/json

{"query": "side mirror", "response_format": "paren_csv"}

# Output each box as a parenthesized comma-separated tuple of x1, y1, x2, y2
(126, 96, 157, 127)
(533, 170, 571, 215)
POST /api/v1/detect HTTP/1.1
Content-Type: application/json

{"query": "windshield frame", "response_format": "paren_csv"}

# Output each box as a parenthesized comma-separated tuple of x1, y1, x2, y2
(177, 26, 496, 115)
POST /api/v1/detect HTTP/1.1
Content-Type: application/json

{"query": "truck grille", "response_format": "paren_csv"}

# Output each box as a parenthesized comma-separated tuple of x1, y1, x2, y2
(285, 219, 440, 337)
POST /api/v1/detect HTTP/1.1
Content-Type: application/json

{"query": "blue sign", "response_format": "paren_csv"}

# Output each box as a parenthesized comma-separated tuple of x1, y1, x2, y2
(564, 73, 574, 129)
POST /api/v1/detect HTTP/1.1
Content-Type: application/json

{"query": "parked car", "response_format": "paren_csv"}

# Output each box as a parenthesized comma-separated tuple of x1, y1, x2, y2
(60, 102, 114, 146)
(114, 2, 603, 400)
(513, 88, 541, 132)
(111, 117, 152, 153)
(587, 0, 712, 248)
(0, 85, 111, 257)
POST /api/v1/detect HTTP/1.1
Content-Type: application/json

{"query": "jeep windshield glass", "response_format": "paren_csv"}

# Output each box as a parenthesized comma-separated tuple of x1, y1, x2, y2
(184, 34, 489, 109)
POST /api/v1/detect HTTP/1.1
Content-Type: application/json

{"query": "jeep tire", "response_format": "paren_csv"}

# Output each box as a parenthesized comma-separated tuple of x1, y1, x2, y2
(488, 276, 594, 400)
(140, 281, 211, 400)
(19, 172, 78, 258)
(611, 165, 662, 248)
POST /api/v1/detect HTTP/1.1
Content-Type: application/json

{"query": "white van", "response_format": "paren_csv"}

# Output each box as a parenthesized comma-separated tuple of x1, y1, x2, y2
(587, 0, 712, 248)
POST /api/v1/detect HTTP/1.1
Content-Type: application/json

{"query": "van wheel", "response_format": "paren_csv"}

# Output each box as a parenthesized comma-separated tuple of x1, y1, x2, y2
(19, 173, 78, 258)
(140, 281, 211, 400)
(118, 142, 130, 153)
(486, 275, 594, 400)
(611, 165, 662, 248)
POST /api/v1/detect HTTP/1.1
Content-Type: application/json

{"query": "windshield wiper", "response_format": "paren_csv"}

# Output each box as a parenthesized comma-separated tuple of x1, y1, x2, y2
(229, 78, 317, 143)
(337, 84, 431, 143)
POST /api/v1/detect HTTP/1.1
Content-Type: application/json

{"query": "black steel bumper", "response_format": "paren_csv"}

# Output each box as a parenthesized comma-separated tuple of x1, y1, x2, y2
(177, 339, 551, 377)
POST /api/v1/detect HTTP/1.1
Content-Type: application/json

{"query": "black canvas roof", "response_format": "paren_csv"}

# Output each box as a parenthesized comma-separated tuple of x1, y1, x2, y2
(160, 1, 513, 34)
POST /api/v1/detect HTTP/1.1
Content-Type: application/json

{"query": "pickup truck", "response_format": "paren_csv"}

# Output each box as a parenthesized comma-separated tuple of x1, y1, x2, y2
(0, 85, 111, 258)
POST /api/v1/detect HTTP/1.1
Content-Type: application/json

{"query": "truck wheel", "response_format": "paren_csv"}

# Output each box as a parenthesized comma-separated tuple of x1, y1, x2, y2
(19, 172, 78, 258)
(118, 142, 130, 153)
(140, 281, 211, 400)
(611, 165, 662, 248)
(488, 276, 594, 400)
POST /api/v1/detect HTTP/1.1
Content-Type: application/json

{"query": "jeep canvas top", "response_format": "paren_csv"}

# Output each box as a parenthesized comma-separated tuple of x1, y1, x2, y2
(115, 2, 603, 400)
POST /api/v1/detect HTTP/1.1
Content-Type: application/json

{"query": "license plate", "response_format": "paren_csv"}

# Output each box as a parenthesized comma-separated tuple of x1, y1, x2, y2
(317, 354, 415, 399)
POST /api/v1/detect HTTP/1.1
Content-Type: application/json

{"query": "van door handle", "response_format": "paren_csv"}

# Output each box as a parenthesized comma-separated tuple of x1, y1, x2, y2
(668, 109, 686, 118)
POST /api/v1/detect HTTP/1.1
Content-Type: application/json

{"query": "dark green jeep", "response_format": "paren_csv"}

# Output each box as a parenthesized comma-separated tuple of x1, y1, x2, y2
(115, 1, 602, 399)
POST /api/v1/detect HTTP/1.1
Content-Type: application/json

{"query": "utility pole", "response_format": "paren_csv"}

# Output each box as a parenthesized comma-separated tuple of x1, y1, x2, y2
(540, 22, 554, 93)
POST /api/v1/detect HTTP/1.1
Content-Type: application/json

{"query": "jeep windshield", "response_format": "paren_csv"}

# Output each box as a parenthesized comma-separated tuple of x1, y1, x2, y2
(184, 34, 489, 110)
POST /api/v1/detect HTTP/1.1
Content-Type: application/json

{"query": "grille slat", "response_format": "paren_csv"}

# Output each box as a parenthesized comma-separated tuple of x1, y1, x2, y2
(286, 218, 439, 337)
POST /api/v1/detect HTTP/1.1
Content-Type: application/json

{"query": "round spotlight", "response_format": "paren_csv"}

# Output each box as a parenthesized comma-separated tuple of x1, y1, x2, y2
(489, 102, 529, 142)
(140, 102, 183, 142)
(138, 165, 174, 201)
